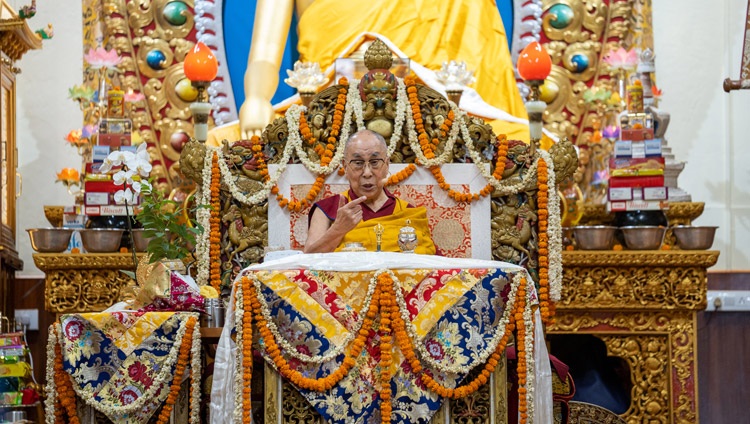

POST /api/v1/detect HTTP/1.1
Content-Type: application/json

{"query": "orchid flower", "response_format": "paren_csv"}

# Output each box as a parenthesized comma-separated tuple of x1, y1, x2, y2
(119, 143, 152, 177)
(84, 47, 123, 73)
(113, 169, 138, 186)
(603, 47, 638, 71)
(114, 187, 136, 205)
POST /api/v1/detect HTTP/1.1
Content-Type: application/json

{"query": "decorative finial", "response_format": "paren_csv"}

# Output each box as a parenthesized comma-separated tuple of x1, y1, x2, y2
(398, 219, 418, 253)
(373, 223, 384, 252)
(364, 39, 393, 71)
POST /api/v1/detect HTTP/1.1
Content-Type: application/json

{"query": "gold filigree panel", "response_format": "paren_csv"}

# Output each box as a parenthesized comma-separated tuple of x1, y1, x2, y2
(100, 0, 201, 192)
(541, 0, 635, 144)
(550, 310, 698, 424)
(34, 253, 139, 313)
(264, 359, 508, 423)
(568, 401, 627, 424)
(559, 250, 717, 310)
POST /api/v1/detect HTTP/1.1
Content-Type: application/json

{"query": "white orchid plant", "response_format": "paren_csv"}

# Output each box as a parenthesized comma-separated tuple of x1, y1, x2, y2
(99, 143, 152, 206)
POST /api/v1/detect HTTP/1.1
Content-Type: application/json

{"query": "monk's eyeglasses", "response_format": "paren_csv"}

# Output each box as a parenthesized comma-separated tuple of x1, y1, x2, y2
(345, 158, 386, 172)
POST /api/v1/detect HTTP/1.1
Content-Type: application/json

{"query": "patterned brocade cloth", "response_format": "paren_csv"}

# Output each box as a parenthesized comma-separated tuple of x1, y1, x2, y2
(211, 253, 553, 423)
(48, 312, 200, 424)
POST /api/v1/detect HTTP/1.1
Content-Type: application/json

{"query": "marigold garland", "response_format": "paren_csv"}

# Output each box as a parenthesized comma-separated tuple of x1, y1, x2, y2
(536, 157, 553, 325)
(385, 163, 417, 186)
(258, 79, 349, 212)
(209, 152, 222, 292)
(404, 75, 508, 202)
(156, 316, 197, 424)
(378, 273, 393, 423)
(53, 333, 80, 424)
(236, 270, 536, 422)
(240, 277, 254, 421)
(385, 272, 513, 401)
(242, 276, 379, 394)
(515, 278, 529, 424)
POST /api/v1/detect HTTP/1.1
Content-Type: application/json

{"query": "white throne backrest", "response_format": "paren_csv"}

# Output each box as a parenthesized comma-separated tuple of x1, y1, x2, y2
(268, 164, 491, 259)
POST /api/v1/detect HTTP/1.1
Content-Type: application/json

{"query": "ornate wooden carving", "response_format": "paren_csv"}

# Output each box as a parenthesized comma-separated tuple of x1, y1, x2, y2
(550, 250, 718, 423)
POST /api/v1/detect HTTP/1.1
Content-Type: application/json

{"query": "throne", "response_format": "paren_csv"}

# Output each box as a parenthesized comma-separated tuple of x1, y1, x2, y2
(181, 39, 578, 423)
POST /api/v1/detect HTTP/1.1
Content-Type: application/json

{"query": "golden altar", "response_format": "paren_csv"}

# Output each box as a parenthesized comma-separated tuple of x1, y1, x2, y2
(34, 253, 140, 313)
(550, 250, 719, 424)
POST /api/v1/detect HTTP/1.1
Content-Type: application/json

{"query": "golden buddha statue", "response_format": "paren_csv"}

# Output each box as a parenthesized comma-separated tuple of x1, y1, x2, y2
(208, 0, 551, 147)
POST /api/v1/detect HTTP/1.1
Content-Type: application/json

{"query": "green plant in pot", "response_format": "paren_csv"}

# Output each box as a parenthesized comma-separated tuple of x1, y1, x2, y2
(135, 181, 204, 267)
(99, 143, 204, 273)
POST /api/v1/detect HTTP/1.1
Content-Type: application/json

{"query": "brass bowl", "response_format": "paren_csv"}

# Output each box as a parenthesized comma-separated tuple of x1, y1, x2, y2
(43, 205, 65, 228)
(573, 226, 616, 250)
(130, 229, 152, 252)
(27, 228, 74, 252)
(80, 228, 124, 253)
(620, 226, 665, 250)
(672, 226, 718, 250)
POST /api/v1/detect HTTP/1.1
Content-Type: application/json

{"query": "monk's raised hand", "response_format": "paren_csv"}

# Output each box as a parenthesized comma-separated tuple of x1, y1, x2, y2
(334, 195, 366, 232)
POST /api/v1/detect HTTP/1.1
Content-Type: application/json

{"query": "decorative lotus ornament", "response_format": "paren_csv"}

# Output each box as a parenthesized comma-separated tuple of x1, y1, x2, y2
(603, 47, 638, 71)
(68, 85, 95, 105)
(285, 61, 327, 107)
(435, 60, 476, 105)
(84, 47, 123, 73)
(435, 60, 476, 91)
(124, 90, 146, 103)
(285, 61, 327, 93)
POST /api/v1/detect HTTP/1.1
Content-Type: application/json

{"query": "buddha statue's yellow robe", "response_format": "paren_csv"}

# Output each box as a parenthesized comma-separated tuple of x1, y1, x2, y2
(208, 0, 553, 148)
(334, 194, 436, 255)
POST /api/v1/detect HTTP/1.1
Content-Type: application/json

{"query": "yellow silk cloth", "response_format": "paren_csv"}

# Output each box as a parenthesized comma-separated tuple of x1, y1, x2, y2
(334, 197, 436, 254)
(208, 0, 554, 148)
(297, 0, 524, 118)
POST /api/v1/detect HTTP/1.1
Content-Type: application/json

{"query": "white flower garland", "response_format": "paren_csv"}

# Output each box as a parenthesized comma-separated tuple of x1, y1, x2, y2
(189, 321, 202, 424)
(522, 277, 536, 421)
(60, 315, 193, 417)
(194, 148, 215, 286)
(249, 272, 378, 364)
(349, 77, 366, 130)
(190, 77, 564, 299)
(44, 324, 59, 424)
(403, 98, 462, 167)
(385, 269, 522, 376)
(233, 284, 245, 424)
(539, 150, 563, 301)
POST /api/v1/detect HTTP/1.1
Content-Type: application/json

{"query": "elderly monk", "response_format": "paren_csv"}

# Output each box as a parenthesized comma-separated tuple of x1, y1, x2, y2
(304, 130, 436, 254)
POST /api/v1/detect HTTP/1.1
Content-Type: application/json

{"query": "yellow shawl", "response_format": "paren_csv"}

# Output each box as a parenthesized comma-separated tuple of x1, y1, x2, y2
(334, 195, 436, 254)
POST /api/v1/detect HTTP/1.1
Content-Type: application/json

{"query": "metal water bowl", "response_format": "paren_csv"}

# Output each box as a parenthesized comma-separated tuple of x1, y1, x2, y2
(672, 226, 718, 250)
(27, 228, 74, 252)
(573, 226, 617, 250)
(80, 228, 124, 253)
(620, 226, 665, 250)
(130, 229, 152, 252)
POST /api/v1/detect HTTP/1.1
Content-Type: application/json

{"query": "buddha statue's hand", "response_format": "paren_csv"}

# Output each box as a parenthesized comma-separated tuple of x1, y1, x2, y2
(239, 96, 275, 138)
